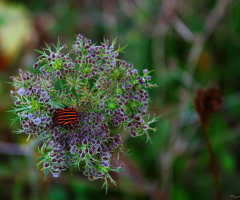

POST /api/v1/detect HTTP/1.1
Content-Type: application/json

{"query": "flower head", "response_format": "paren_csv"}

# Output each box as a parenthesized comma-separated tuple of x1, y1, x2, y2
(9, 34, 158, 191)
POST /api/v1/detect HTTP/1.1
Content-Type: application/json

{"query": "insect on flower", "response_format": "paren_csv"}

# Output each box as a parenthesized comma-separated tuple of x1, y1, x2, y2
(54, 108, 78, 125)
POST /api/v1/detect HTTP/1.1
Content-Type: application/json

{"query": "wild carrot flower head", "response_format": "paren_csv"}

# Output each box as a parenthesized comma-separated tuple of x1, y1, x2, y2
(9, 34, 158, 191)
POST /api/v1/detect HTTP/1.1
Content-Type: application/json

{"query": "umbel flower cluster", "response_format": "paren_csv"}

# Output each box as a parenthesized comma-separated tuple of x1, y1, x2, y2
(9, 34, 157, 190)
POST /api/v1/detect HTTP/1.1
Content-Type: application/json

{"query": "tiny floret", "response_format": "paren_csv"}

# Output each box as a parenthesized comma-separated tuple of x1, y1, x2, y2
(34, 117, 41, 125)
(143, 69, 148, 74)
(18, 88, 25, 96)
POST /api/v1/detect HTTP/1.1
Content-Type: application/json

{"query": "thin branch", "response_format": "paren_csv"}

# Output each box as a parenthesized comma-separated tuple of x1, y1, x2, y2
(0, 141, 27, 156)
(203, 124, 222, 200)
(171, 15, 194, 42)
(184, 0, 232, 87)
(0, 137, 42, 156)
(204, 0, 231, 40)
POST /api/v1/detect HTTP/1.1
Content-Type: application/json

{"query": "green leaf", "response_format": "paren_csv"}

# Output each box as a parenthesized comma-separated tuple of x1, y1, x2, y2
(57, 37, 60, 50)
(45, 43, 51, 52)
(34, 148, 40, 153)
(44, 168, 49, 179)
(10, 116, 20, 125)
(35, 49, 45, 55)
(11, 95, 18, 101)
(5, 81, 14, 85)
(9, 107, 26, 112)
(102, 179, 109, 194)
(111, 37, 118, 46)
(36, 156, 45, 161)
(117, 44, 128, 52)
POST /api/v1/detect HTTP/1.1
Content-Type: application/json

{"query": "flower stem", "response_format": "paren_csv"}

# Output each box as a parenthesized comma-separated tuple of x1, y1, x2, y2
(203, 124, 222, 200)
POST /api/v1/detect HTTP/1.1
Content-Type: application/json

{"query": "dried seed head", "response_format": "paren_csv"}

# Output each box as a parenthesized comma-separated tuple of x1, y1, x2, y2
(195, 87, 223, 125)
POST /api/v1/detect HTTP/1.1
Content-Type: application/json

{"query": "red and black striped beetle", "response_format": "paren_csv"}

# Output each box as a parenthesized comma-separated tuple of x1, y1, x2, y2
(53, 108, 78, 125)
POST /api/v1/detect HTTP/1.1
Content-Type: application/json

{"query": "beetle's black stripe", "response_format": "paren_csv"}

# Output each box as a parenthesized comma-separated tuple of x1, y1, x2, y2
(55, 115, 78, 119)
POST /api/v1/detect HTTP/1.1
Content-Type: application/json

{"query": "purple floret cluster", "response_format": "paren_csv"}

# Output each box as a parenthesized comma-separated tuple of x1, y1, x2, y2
(9, 34, 157, 190)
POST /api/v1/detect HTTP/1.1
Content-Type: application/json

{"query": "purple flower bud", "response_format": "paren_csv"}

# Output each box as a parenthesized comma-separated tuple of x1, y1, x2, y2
(131, 131, 137, 137)
(49, 141, 54, 148)
(78, 149, 82, 154)
(143, 69, 148, 74)
(10, 90, 15, 96)
(52, 173, 59, 178)
(24, 129, 29, 134)
(15, 100, 21, 106)
(41, 91, 47, 97)
(70, 148, 76, 154)
(138, 78, 145, 85)
(134, 114, 141, 121)
(142, 125, 148, 130)
(128, 84, 132, 88)
(43, 162, 50, 168)
(44, 96, 50, 103)
(132, 69, 138, 74)
(97, 146, 102, 153)
(33, 63, 38, 69)
(41, 117, 46, 122)
(34, 117, 41, 125)
(50, 153, 55, 157)
(35, 110, 40, 115)
(25, 90, 31, 96)
(38, 98, 44, 103)
(146, 76, 151, 81)
(101, 161, 109, 168)
(68, 62, 74, 68)
(18, 88, 25, 96)
(113, 143, 119, 148)
(109, 46, 114, 51)
(81, 152, 85, 159)
(56, 70, 61, 76)
(21, 114, 27, 119)
(40, 67, 44, 72)
(77, 34, 83, 40)
(82, 138, 88, 145)
(19, 68, 23, 74)
(102, 156, 108, 161)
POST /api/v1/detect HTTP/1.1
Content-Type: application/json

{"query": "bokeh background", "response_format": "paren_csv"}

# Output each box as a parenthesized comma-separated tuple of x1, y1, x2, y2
(0, 0, 240, 199)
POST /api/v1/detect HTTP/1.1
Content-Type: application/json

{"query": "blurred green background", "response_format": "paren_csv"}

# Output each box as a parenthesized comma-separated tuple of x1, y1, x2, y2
(0, 0, 240, 199)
